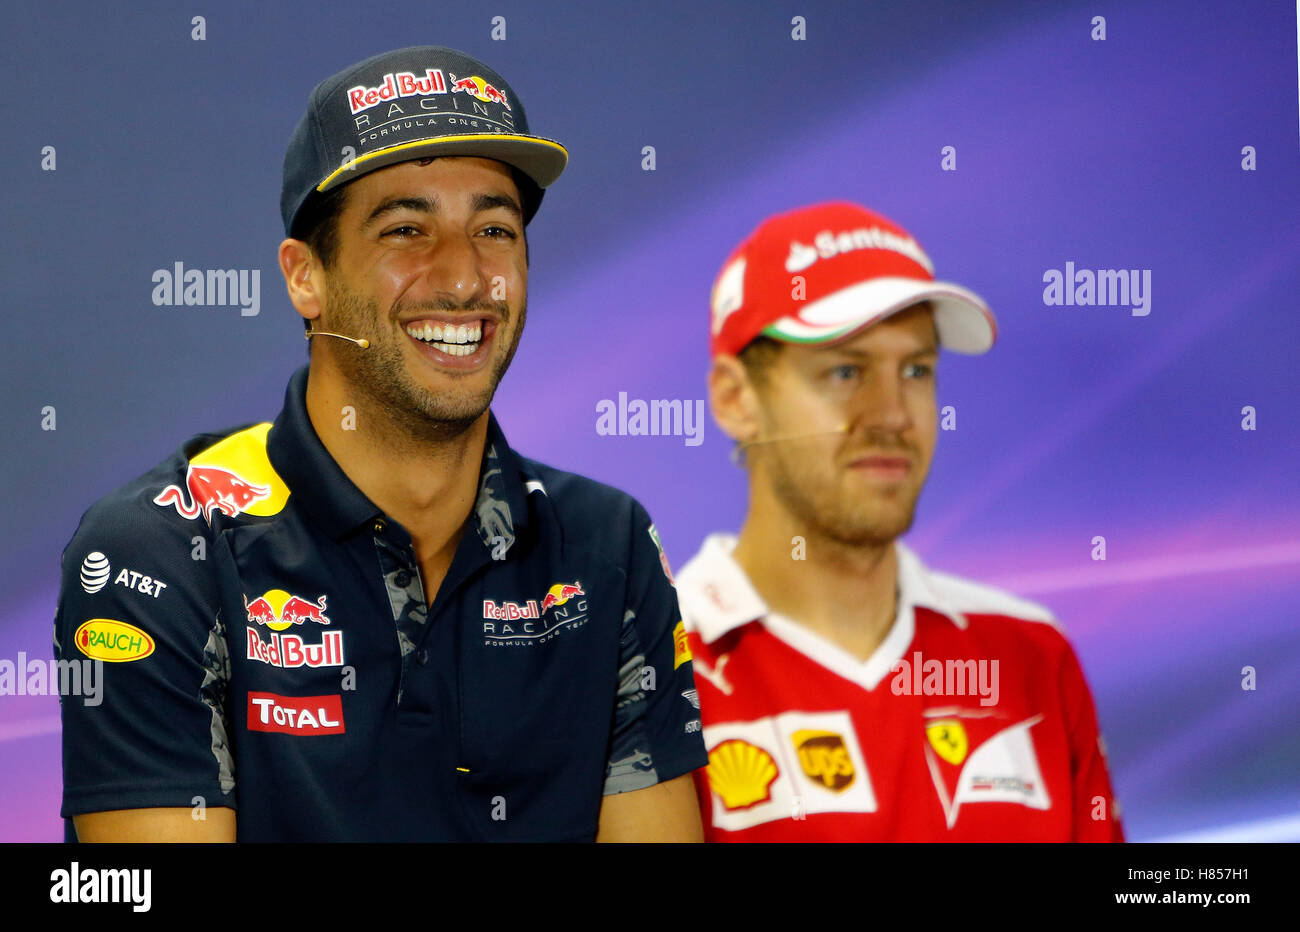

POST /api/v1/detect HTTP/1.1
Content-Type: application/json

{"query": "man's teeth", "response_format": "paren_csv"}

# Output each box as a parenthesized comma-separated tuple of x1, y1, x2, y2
(404, 321, 483, 355)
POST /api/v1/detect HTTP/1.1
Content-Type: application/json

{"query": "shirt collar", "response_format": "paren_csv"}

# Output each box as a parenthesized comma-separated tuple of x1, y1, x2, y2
(266, 365, 530, 548)
(679, 533, 968, 645)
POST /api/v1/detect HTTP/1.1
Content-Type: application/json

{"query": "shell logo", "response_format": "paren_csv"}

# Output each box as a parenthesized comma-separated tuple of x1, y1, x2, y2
(926, 719, 969, 766)
(75, 619, 155, 662)
(707, 738, 779, 811)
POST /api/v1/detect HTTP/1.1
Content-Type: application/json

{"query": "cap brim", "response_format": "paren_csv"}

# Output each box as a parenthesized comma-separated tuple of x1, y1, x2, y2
(762, 277, 997, 355)
(315, 133, 569, 194)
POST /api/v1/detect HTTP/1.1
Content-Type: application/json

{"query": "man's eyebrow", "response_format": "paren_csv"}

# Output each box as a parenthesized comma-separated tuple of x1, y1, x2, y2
(360, 192, 522, 229)
(362, 196, 438, 229)
(825, 344, 939, 360)
(471, 192, 522, 219)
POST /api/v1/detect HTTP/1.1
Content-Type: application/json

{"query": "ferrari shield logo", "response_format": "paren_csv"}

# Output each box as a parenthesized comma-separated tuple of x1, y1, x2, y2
(926, 719, 968, 765)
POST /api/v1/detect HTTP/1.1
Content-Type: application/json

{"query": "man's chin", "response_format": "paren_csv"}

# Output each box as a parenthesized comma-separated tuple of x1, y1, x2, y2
(823, 506, 918, 548)
(405, 385, 494, 431)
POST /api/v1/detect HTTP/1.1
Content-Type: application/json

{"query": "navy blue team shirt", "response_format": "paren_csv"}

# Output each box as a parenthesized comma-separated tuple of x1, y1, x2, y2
(55, 365, 707, 841)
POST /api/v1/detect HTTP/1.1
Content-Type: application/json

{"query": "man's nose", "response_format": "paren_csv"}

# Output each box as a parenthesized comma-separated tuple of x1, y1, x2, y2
(424, 230, 487, 301)
(845, 371, 914, 436)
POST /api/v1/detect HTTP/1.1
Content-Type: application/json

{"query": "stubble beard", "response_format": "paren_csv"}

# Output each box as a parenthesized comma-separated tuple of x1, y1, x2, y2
(761, 434, 924, 550)
(319, 275, 524, 445)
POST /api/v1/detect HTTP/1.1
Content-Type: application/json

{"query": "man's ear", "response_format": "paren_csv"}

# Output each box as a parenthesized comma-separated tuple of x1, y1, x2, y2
(279, 238, 324, 324)
(709, 355, 766, 445)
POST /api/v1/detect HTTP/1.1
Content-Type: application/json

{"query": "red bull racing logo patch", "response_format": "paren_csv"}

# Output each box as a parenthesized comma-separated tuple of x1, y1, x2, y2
(449, 74, 510, 109)
(154, 465, 271, 523)
(347, 68, 449, 114)
(245, 589, 344, 669)
(482, 581, 587, 646)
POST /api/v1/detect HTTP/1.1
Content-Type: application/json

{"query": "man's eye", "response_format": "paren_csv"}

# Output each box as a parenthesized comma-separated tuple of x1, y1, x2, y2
(828, 364, 859, 382)
(904, 362, 934, 379)
(480, 225, 517, 240)
(382, 225, 419, 238)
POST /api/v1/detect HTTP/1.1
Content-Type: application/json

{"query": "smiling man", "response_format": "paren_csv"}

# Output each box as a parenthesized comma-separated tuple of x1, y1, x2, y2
(678, 202, 1123, 841)
(53, 46, 706, 842)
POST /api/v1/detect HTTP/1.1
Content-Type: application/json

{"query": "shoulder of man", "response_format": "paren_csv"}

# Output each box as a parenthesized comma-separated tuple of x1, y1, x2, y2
(910, 556, 1089, 667)
(58, 423, 266, 613)
(924, 566, 1060, 628)
(56, 424, 262, 818)
(514, 454, 666, 562)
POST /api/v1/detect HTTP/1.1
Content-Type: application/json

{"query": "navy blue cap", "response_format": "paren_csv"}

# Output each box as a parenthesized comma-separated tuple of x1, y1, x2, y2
(281, 46, 568, 237)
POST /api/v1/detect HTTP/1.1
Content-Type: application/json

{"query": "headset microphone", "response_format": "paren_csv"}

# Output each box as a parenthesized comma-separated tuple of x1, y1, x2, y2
(304, 326, 370, 349)
(731, 423, 849, 463)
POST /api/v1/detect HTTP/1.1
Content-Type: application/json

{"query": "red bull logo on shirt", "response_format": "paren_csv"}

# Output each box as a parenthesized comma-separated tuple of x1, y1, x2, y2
(482, 582, 588, 645)
(539, 582, 584, 614)
(244, 589, 330, 631)
(154, 465, 271, 523)
(244, 589, 344, 669)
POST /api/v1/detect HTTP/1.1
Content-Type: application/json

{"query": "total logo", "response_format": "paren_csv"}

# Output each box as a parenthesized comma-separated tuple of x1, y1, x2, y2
(244, 589, 344, 669)
(449, 74, 510, 108)
(482, 581, 588, 645)
(154, 465, 270, 523)
(247, 692, 345, 735)
(79, 552, 168, 598)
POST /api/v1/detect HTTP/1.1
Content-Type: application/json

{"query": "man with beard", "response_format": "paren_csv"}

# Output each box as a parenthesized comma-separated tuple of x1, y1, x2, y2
(54, 46, 706, 842)
(677, 202, 1123, 841)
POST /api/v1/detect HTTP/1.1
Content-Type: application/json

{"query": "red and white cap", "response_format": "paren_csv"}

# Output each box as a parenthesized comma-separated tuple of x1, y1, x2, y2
(709, 202, 997, 358)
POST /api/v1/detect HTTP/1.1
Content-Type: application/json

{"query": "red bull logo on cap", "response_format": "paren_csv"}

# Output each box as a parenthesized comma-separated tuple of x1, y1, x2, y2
(154, 465, 271, 523)
(347, 68, 449, 115)
(449, 74, 511, 109)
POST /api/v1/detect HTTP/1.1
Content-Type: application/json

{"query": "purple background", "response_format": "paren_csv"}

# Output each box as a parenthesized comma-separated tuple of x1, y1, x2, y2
(2, 0, 1298, 841)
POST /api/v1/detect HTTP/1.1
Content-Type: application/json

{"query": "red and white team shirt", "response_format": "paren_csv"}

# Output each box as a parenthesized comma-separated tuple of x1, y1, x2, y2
(677, 534, 1124, 842)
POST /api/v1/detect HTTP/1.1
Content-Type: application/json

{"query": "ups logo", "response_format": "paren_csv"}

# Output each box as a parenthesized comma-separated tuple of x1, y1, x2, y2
(793, 729, 855, 791)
